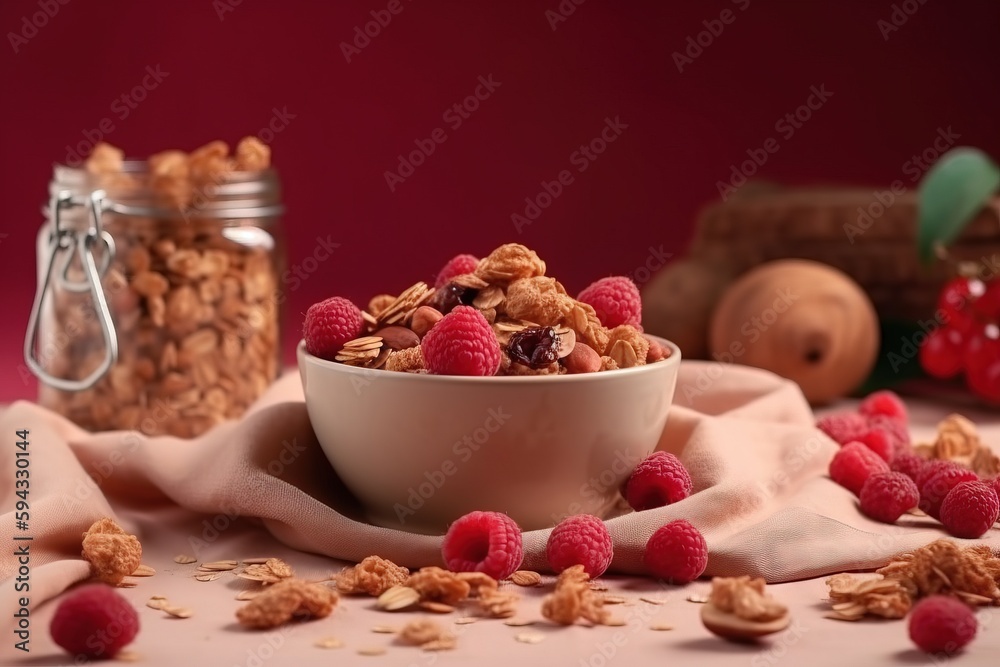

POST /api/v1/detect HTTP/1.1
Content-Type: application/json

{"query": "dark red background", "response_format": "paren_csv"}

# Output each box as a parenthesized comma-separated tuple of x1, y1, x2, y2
(1, 0, 998, 402)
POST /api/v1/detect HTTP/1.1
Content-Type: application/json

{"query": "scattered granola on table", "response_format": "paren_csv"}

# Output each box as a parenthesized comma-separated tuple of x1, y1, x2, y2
(541, 564, 610, 626)
(825, 539, 1000, 620)
(399, 619, 457, 651)
(700, 576, 790, 640)
(336, 555, 409, 596)
(914, 414, 1000, 478)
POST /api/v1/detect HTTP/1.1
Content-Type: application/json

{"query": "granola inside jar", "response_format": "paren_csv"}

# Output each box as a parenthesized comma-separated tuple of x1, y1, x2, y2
(25, 141, 285, 438)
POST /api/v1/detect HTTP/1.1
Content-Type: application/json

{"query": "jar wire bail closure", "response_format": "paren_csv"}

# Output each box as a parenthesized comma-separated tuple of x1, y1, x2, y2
(24, 190, 119, 391)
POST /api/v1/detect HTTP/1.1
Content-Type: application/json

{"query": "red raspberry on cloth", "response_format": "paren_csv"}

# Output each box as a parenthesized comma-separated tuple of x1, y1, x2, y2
(915, 459, 960, 491)
(829, 442, 890, 496)
(940, 480, 1000, 538)
(891, 452, 926, 482)
(865, 414, 911, 457)
(642, 519, 707, 584)
(919, 466, 979, 520)
(434, 253, 479, 288)
(859, 472, 919, 523)
(421, 306, 502, 376)
(816, 412, 869, 445)
(858, 390, 908, 423)
(546, 514, 614, 578)
(50, 584, 139, 659)
(577, 276, 642, 328)
(623, 451, 693, 511)
(442, 510, 523, 580)
(303, 296, 364, 361)
(855, 428, 894, 462)
(908, 595, 977, 655)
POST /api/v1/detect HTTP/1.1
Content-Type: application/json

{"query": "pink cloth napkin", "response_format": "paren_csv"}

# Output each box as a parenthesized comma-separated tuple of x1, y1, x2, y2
(2, 360, 996, 646)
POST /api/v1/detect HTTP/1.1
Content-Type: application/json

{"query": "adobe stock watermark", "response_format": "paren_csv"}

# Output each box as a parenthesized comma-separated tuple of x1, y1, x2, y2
(749, 617, 808, 667)
(683, 287, 800, 404)
(716, 84, 833, 201)
(843, 126, 960, 243)
(393, 407, 512, 524)
(7, 0, 71, 54)
(877, 0, 931, 41)
(383, 74, 502, 192)
(340, 0, 414, 62)
(510, 116, 628, 233)
(672, 0, 751, 73)
(62, 65, 171, 167)
(545, 0, 586, 31)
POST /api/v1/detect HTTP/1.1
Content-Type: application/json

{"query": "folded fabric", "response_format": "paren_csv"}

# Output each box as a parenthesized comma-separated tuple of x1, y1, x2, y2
(2, 361, 995, 631)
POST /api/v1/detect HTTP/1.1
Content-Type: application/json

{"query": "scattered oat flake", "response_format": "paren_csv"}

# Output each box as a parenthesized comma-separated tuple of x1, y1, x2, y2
(422, 638, 457, 651)
(174, 554, 197, 564)
(117, 580, 138, 588)
(315, 637, 344, 649)
(640, 597, 666, 605)
(131, 564, 156, 577)
(515, 632, 546, 644)
(602, 595, 627, 605)
(687, 594, 709, 603)
(114, 649, 141, 662)
(200, 560, 238, 571)
(454, 617, 478, 625)
(357, 647, 387, 656)
(503, 618, 536, 627)
(649, 621, 674, 631)
(371, 626, 397, 634)
(242, 557, 272, 564)
(604, 617, 627, 626)
(162, 606, 193, 619)
(235, 590, 260, 601)
(145, 598, 166, 610)
(419, 601, 455, 614)
(195, 573, 221, 582)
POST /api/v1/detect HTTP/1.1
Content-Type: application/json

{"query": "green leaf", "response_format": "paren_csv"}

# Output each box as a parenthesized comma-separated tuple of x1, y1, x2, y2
(917, 147, 1000, 263)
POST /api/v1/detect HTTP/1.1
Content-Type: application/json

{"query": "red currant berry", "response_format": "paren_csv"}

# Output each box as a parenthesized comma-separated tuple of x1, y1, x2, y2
(964, 330, 1000, 402)
(972, 279, 1000, 325)
(938, 277, 983, 333)
(919, 327, 965, 379)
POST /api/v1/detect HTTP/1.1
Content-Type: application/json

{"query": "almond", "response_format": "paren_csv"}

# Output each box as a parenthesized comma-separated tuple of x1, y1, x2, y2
(410, 306, 443, 338)
(372, 326, 420, 351)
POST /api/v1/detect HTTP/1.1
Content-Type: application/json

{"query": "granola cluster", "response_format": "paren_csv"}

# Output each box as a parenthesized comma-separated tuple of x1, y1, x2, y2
(914, 414, 1000, 478)
(328, 243, 670, 376)
(336, 556, 410, 596)
(81, 518, 142, 586)
(399, 619, 457, 651)
(540, 565, 611, 626)
(708, 576, 787, 622)
(235, 579, 338, 629)
(826, 574, 911, 620)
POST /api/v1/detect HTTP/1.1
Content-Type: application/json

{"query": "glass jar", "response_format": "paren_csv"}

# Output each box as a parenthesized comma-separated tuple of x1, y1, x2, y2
(25, 162, 285, 438)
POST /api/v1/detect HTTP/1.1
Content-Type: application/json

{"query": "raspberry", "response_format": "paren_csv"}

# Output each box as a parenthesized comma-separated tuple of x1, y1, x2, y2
(50, 584, 139, 659)
(421, 306, 502, 376)
(546, 514, 614, 578)
(890, 452, 926, 482)
(920, 465, 979, 520)
(908, 595, 977, 655)
(915, 459, 959, 491)
(303, 296, 364, 361)
(577, 276, 642, 328)
(642, 519, 708, 584)
(442, 511, 523, 580)
(623, 451, 693, 511)
(858, 390, 908, 423)
(865, 414, 911, 457)
(859, 472, 919, 523)
(816, 412, 868, 445)
(855, 428, 894, 462)
(829, 442, 890, 496)
(434, 253, 479, 289)
(940, 480, 1000, 538)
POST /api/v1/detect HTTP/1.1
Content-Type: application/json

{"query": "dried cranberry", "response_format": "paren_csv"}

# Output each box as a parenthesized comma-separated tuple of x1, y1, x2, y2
(507, 326, 559, 369)
(432, 283, 476, 314)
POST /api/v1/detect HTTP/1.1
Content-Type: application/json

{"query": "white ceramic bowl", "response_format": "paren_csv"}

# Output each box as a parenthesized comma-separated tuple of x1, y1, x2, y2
(297, 337, 681, 534)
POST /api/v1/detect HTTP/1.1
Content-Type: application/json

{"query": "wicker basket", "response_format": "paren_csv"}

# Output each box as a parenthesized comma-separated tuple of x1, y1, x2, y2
(688, 185, 1000, 322)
